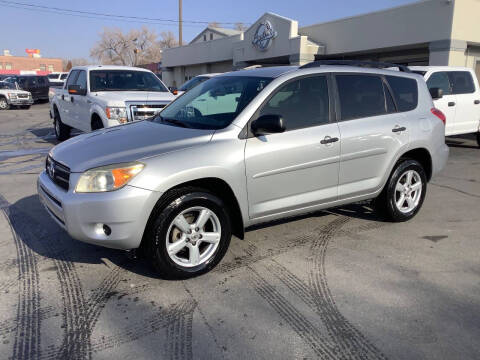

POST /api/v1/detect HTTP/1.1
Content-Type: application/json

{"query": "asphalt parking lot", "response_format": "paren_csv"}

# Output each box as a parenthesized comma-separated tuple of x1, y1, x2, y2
(0, 103, 479, 360)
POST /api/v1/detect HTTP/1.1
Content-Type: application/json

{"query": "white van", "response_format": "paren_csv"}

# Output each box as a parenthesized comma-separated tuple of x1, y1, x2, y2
(410, 66, 480, 147)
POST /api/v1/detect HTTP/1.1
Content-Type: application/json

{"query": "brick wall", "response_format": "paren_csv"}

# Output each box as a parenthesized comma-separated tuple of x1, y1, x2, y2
(0, 56, 63, 72)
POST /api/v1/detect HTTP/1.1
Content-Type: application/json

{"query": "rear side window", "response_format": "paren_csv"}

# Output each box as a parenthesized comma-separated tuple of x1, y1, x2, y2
(386, 76, 418, 112)
(447, 71, 475, 94)
(37, 77, 47, 85)
(426, 72, 451, 95)
(259, 75, 329, 130)
(336, 75, 386, 120)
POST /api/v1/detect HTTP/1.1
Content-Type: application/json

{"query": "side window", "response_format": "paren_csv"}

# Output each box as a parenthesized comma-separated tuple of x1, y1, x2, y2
(447, 71, 475, 94)
(336, 75, 386, 120)
(258, 76, 330, 131)
(65, 70, 79, 88)
(75, 71, 87, 91)
(386, 76, 418, 112)
(27, 77, 38, 87)
(426, 72, 451, 95)
(37, 77, 46, 86)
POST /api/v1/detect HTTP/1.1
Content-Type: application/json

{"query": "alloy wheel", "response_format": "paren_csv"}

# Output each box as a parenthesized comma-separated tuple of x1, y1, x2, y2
(394, 170, 422, 213)
(166, 206, 222, 267)
(0, 98, 7, 109)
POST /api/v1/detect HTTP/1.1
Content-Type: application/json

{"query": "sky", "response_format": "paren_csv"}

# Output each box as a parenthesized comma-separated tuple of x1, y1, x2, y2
(0, 0, 419, 60)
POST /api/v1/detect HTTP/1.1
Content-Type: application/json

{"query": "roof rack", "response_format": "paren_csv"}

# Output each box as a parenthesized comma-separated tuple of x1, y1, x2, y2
(299, 60, 411, 73)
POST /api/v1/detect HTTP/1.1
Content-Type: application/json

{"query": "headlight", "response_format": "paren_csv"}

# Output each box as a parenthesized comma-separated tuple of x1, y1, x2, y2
(106, 107, 127, 124)
(8, 93, 17, 99)
(75, 162, 144, 193)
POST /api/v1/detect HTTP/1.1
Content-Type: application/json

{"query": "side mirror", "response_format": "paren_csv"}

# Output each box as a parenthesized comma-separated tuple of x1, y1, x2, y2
(251, 114, 285, 136)
(429, 87, 443, 100)
(68, 85, 87, 96)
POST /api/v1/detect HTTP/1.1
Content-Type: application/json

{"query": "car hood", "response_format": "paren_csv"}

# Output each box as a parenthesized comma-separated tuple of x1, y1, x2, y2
(0, 89, 30, 96)
(50, 120, 214, 172)
(92, 91, 175, 106)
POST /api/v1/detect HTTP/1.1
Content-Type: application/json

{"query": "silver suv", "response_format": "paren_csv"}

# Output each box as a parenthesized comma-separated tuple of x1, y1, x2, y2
(37, 61, 449, 278)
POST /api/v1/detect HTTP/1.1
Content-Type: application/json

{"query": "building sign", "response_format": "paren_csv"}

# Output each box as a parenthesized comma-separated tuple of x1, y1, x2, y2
(252, 21, 278, 51)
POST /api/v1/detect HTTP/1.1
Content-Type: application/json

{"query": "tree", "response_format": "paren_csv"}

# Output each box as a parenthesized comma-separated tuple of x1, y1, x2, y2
(234, 22, 247, 31)
(90, 27, 177, 66)
(63, 58, 89, 71)
(64, 60, 72, 72)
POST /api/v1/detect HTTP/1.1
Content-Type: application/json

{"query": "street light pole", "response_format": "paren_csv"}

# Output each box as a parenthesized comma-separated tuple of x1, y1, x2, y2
(179, 0, 183, 46)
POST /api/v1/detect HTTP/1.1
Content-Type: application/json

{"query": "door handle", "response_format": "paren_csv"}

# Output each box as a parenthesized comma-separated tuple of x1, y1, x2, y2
(448, 101, 455, 107)
(474, 100, 480, 105)
(320, 136, 339, 144)
(392, 126, 406, 133)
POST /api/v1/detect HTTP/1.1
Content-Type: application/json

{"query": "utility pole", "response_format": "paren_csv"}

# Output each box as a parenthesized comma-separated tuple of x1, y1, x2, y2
(179, 0, 183, 46)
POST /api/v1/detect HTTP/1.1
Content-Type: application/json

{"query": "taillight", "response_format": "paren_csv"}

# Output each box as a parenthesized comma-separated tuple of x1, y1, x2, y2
(431, 108, 446, 125)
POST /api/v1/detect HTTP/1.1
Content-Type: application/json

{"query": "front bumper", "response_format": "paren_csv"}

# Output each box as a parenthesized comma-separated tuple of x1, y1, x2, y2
(8, 98, 34, 106)
(37, 170, 161, 249)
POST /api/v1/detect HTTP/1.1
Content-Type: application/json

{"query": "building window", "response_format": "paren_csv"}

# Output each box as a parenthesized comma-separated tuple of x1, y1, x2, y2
(210, 33, 213, 40)
(48, 64, 54, 72)
(203, 34, 206, 41)
(0, 63, 3, 70)
(5, 63, 12, 70)
(40, 64, 46, 71)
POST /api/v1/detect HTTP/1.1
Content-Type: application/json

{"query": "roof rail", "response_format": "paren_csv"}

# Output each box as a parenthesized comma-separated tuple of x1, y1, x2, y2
(299, 60, 411, 73)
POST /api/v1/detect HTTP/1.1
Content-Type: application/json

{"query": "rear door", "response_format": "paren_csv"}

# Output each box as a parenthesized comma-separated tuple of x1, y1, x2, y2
(245, 75, 340, 219)
(26, 77, 40, 100)
(335, 73, 412, 199)
(447, 71, 480, 135)
(426, 71, 456, 135)
(37, 76, 49, 100)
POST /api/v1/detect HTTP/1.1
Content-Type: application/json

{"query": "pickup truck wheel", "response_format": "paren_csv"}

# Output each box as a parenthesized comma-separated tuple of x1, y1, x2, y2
(0, 97, 10, 110)
(145, 187, 232, 279)
(54, 111, 70, 141)
(375, 159, 427, 222)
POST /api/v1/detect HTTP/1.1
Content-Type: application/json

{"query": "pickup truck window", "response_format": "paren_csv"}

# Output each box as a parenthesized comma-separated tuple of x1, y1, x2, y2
(65, 70, 79, 88)
(75, 71, 87, 91)
(426, 72, 452, 95)
(447, 71, 475, 94)
(155, 76, 272, 130)
(89, 70, 169, 92)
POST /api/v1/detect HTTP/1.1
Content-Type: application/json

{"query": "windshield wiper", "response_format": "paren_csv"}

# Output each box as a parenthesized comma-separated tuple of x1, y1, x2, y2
(158, 116, 190, 128)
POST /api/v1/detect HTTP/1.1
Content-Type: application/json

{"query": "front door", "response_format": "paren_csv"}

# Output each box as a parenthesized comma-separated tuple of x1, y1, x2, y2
(70, 70, 91, 132)
(245, 75, 340, 220)
(427, 71, 457, 135)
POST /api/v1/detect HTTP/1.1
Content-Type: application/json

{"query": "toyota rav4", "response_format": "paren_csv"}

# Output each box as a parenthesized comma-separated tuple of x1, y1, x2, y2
(38, 61, 449, 278)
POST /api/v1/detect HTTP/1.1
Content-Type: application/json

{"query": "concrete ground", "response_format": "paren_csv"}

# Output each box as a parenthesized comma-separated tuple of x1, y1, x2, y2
(0, 103, 479, 360)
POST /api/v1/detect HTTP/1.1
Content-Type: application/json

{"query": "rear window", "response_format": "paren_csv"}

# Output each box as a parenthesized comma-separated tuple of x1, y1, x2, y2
(386, 76, 418, 112)
(447, 71, 475, 94)
(336, 74, 386, 120)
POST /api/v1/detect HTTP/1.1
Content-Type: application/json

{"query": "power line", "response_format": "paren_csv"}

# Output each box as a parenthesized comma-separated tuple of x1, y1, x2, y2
(0, 0, 250, 26)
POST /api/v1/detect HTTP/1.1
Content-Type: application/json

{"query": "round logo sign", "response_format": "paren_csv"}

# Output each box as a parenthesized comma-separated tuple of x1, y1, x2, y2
(252, 21, 278, 51)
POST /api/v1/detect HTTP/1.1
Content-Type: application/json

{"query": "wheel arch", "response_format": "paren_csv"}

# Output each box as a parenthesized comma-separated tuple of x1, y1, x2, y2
(91, 112, 103, 129)
(143, 177, 245, 244)
(398, 147, 432, 181)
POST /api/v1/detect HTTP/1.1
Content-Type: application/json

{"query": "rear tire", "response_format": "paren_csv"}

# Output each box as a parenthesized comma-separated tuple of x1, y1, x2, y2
(0, 97, 10, 110)
(374, 159, 427, 222)
(144, 187, 232, 279)
(54, 109, 70, 141)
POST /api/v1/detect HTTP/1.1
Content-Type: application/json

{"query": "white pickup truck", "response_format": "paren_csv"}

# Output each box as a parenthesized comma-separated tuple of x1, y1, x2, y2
(410, 66, 480, 147)
(50, 65, 175, 140)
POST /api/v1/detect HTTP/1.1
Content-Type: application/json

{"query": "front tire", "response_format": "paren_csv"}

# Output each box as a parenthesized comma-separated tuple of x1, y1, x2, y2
(53, 110, 70, 141)
(375, 159, 427, 222)
(144, 187, 232, 279)
(0, 97, 10, 110)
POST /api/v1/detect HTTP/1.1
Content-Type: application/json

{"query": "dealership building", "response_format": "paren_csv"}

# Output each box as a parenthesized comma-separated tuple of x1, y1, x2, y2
(162, 0, 480, 87)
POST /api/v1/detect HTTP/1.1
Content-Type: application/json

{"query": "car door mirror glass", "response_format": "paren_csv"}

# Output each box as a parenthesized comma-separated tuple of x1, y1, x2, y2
(251, 114, 285, 136)
(429, 87, 443, 100)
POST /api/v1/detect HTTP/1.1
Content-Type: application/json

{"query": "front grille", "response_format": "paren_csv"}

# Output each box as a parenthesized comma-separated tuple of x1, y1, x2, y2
(17, 94, 29, 99)
(46, 156, 70, 191)
(129, 104, 167, 121)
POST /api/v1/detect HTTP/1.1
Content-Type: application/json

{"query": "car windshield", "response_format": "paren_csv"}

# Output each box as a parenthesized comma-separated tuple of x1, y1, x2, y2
(60, 73, 68, 80)
(179, 76, 208, 92)
(47, 74, 58, 79)
(152, 76, 272, 130)
(89, 70, 169, 92)
(0, 82, 15, 90)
